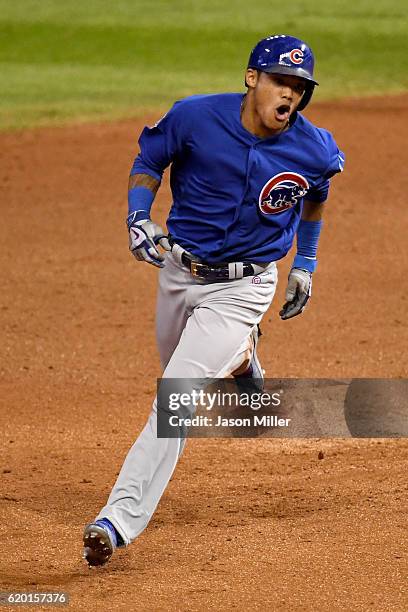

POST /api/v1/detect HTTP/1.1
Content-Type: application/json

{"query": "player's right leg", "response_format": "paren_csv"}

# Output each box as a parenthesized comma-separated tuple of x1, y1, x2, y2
(83, 256, 277, 565)
(155, 251, 191, 369)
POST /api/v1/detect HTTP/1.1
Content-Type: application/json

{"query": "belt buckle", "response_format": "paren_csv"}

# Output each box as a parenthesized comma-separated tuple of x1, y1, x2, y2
(190, 261, 205, 278)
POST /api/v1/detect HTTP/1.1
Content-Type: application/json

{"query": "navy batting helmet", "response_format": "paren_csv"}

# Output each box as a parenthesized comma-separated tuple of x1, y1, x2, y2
(246, 34, 318, 111)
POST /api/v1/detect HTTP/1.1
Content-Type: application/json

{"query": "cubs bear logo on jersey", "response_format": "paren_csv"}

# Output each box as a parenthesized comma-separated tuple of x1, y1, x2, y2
(259, 172, 309, 215)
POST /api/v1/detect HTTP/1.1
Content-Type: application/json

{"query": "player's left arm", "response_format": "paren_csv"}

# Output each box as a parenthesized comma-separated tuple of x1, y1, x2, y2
(279, 199, 324, 320)
(280, 135, 345, 320)
(301, 199, 324, 222)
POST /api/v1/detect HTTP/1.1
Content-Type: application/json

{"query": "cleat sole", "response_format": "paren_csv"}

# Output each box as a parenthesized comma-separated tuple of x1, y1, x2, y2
(83, 525, 114, 567)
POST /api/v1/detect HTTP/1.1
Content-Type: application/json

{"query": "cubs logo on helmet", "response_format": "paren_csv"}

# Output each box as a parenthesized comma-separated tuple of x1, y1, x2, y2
(279, 49, 304, 66)
(259, 172, 309, 215)
(290, 49, 304, 64)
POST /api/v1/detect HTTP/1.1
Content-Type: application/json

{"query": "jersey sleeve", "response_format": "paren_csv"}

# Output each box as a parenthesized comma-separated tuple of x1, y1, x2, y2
(130, 100, 191, 180)
(307, 132, 345, 203)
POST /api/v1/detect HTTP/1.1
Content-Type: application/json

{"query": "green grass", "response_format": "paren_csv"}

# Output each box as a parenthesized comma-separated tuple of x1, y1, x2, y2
(0, 0, 407, 130)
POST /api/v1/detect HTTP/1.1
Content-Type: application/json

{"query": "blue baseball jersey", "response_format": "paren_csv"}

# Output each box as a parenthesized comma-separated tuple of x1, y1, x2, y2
(132, 93, 345, 264)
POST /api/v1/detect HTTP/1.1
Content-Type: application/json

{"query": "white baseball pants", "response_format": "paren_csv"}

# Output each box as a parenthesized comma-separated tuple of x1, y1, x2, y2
(96, 250, 277, 544)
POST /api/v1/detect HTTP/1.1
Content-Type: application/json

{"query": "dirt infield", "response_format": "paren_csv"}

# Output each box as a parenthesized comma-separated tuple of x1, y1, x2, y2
(0, 96, 407, 611)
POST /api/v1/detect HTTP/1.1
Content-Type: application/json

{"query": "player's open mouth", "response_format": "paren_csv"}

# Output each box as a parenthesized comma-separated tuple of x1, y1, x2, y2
(275, 104, 291, 122)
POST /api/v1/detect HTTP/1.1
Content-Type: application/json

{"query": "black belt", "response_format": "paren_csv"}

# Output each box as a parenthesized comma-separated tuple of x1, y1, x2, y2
(181, 251, 255, 281)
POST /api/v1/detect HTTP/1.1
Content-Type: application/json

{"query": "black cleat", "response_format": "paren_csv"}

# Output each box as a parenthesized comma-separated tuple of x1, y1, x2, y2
(83, 522, 116, 567)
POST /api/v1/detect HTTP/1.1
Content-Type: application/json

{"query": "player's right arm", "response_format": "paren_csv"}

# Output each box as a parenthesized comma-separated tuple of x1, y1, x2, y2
(126, 100, 191, 268)
(127, 172, 170, 268)
(128, 173, 160, 195)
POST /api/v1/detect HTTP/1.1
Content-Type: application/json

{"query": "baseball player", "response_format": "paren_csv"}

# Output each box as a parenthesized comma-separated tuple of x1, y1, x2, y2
(83, 34, 345, 566)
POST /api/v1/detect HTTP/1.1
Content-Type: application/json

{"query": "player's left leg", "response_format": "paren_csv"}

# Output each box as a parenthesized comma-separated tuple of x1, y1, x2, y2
(231, 324, 265, 392)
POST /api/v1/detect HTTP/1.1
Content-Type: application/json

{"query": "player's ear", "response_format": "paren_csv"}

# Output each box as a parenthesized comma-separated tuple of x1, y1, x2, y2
(245, 68, 258, 89)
